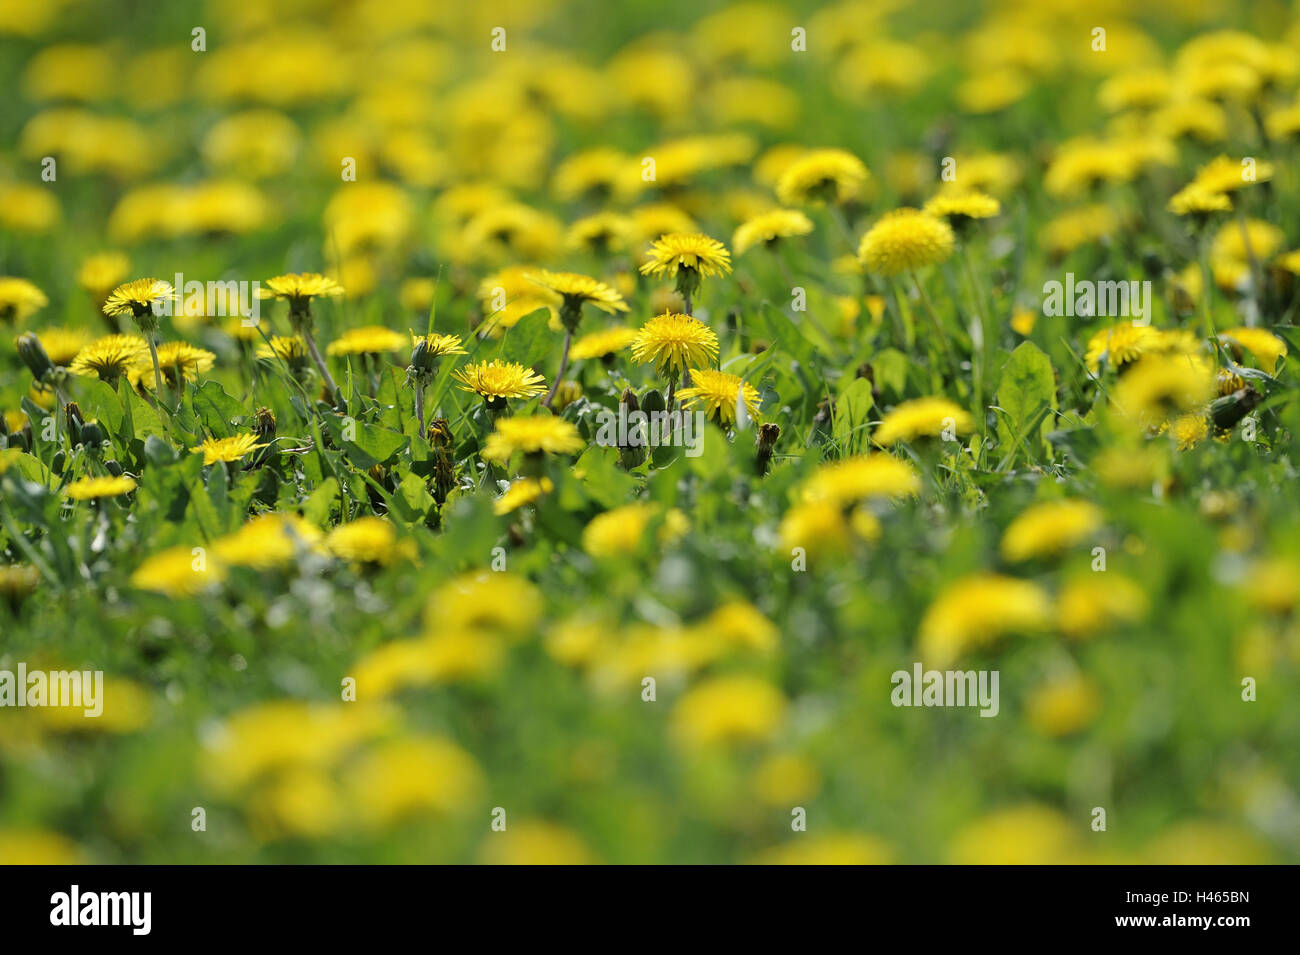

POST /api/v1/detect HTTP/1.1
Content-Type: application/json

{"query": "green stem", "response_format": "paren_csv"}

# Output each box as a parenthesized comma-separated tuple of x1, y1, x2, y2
(542, 328, 573, 409)
(1197, 234, 1218, 342)
(910, 269, 958, 384)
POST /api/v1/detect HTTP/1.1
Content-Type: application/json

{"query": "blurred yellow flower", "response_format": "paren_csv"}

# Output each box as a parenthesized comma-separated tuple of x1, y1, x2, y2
(671, 674, 786, 748)
(1000, 499, 1102, 562)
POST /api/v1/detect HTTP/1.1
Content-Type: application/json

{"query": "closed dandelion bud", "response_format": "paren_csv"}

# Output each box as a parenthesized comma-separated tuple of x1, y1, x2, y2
(428, 417, 456, 505)
(254, 406, 277, 442)
(79, 420, 105, 447)
(756, 422, 780, 476)
(552, 380, 583, 412)
(52, 449, 66, 475)
(64, 402, 84, 442)
(1210, 386, 1262, 432)
(104, 459, 124, 477)
(16, 332, 54, 382)
(619, 388, 646, 469)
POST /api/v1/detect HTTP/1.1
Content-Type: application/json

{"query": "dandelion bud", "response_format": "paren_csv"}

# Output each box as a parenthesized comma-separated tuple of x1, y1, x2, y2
(79, 420, 106, 447)
(618, 388, 646, 469)
(254, 406, 277, 441)
(428, 418, 455, 505)
(1210, 386, 1261, 432)
(15, 332, 54, 382)
(552, 380, 583, 412)
(756, 422, 780, 476)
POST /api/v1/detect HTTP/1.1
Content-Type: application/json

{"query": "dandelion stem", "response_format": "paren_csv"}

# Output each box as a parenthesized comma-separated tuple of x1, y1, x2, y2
(1197, 234, 1218, 342)
(414, 381, 426, 435)
(542, 329, 573, 410)
(910, 269, 958, 383)
(303, 329, 342, 408)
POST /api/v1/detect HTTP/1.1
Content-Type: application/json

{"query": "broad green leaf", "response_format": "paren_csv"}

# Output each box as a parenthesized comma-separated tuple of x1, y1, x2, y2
(996, 341, 1057, 463)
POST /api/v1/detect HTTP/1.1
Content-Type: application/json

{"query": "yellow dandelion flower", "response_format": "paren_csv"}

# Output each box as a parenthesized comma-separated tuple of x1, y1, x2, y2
(551, 147, 640, 203)
(676, 368, 761, 426)
(732, 208, 814, 256)
(1044, 139, 1140, 197)
(212, 513, 323, 569)
(671, 675, 786, 748)
(1099, 68, 1173, 111)
(408, 331, 466, 360)
(775, 148, 870, 205)
(1149, 98, 1227, 143)
(1040, 204, 1121, 257)
(255, 335, 309, 363)
(629, 203, 698, 248)
(919, 574, 1051, 665)
(63, 474, 136, 500)
(1192, 155, 1274, 194)
(147, 341, 215, 387)
(778, 499, 853, 558)
(130, 545, 225, 596)
(1211, 218, 1285, 263)
(326, 325, 407, 356)
(480, 415, 584, 464)
(452, 360, 547, 402)
(922, 189, 1001, 224)
(858, 208, 955, 275)
(801, 454, 921, 505)
(36, 327, 92, 366)
(1218, 326, 1287, 374)
(325, 516, 412, 566)
(528, 270, 628, 325)
(202, 701, 392, 792)
(430, 572, 543, 637)
(949, 805, 1080, 865)
(259, 272, 343, 309)
(566, 212, 635, 254)
(1112, 355, 1214, 426)
(1026, 674, 1102, 737)
(68, 334, 150, 382)
(1241, 557, 1300, 614)
(190, 433, 267, 465)
(582, 502, 689, 558)
(875, 396, 973, 445)
(1000, 500, 1102, 562)
(76, 252, 130, 301)
(0, 277, 48, 324)
(1057, 574, 1149, 638)
(347, 736, 482, 827)
(630, 313, 719, 380)
(638, 232, 732, 280)
(1170, 412, 1210, 449)
(101, 277, 175, 321)
(1167, 184, 1232, 216)
(569, 326, 638, 361)
(1085, 323, 1160, 375)
(494, 476, 554, 515)
(1010, 306, 1037, 337)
